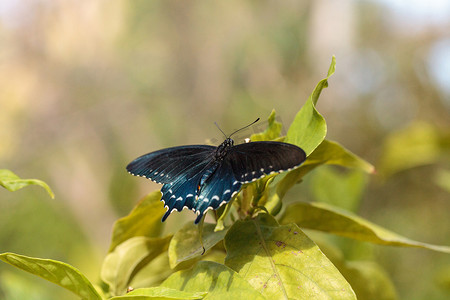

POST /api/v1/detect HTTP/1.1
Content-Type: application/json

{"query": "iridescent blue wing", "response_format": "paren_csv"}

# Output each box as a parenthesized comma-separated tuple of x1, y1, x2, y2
(126, 145, 215, 184)
(192, 159, 241, 224)
(226, 141, 306, 183)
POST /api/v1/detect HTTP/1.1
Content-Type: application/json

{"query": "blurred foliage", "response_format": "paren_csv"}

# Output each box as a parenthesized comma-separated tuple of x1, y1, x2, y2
(1, 0, 449, 299)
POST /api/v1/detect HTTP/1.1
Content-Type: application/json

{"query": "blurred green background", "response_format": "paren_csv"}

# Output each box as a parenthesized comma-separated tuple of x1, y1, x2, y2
(0, 0, 449, 299)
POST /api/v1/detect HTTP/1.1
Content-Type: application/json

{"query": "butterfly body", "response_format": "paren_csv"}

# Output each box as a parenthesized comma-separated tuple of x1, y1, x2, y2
(127, 137, 306, 223)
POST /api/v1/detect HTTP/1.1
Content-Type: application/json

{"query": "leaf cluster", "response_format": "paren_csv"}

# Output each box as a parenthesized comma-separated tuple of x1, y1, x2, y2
(1, 57, 449, 300)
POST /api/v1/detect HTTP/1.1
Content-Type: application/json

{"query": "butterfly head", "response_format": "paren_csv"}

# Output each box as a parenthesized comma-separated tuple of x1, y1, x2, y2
(213, 118, 259, 160)
(215, 138, 234, 159)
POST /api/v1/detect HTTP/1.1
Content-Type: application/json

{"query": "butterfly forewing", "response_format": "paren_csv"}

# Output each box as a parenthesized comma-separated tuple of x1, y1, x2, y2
(126, 145, 215, 184)
(226, 141, 306, 183)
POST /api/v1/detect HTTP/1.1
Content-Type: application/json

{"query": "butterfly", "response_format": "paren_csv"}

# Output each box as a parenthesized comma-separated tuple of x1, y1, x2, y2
(126, 119, 306, 224)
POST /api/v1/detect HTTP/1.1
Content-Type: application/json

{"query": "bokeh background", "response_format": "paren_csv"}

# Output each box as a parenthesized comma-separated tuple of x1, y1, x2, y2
(1, 0, 449, 299)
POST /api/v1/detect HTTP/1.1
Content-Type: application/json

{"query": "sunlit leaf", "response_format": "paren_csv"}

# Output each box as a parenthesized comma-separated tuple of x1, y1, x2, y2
(168, 222, 228, 269)
(161, 261, 266, 300)
(0, 169, 54, 198)
(101, 236, 172, 296)
(250, 110, 283, 141)
(110, 286, 207, 300)
(285, 56, 335, 155)
(127, 252, 172, 290)
(303, 139, 375, 173)
(214, 199, 234, 232)
(109, 191, 165, 252)
(0, 252, 101, 299)
(280, 202, 450, 253)
(224, 213, 356, 299)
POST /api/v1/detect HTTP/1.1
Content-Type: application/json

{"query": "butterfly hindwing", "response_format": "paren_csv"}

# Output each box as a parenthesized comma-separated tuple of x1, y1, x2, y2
(226, 141, 306, 183)
(193, 159, 241, 223)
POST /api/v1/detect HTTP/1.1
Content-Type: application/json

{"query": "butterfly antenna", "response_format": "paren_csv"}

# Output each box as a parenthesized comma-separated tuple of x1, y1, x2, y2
(228, 118, 260, 138)
(214, 121, 227, 139)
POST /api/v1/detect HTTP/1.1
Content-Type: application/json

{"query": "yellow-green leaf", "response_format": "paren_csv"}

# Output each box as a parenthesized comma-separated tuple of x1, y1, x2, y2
(250, 110, 283, 141)
(102, 236, 172, 296)
(303, 140, 375, 173)
(161, 261, 266, 300)
(0, 252, 101, 299)
(0, 169, 54, 198)
(110, 286, 207, 300)
(168, 222, 228, 269)
(109, 191, 165, 252)
(224, 213, 356, 299)
(280, 202, 450, 253)
(285, 56, 335, 155)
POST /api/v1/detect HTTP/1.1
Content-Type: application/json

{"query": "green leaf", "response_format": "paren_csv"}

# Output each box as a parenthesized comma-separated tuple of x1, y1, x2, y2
(310, 167, 368, 212)
(303, 140, 375, 173)
(224, 213, 356, 299)
(0, 169, 54, 198)
(101, 236, 172, 296)
(161, 261, 266, 300)
(126, 252, 173, 290)
(110, 286, 207, 300)
(285, 56, 335, 155)
(0, 252, 101, 300)
(109, 191, 165, 252)
(250, 110, 283, 141)
(168, 222, 228, 269)
(214, 199, 234, 232)
(280, 202, 450, 253)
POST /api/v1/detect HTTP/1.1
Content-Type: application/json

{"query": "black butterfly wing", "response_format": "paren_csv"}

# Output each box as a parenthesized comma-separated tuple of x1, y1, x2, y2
(126, 145, 216, 184)
(226, 141, 306, 183)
